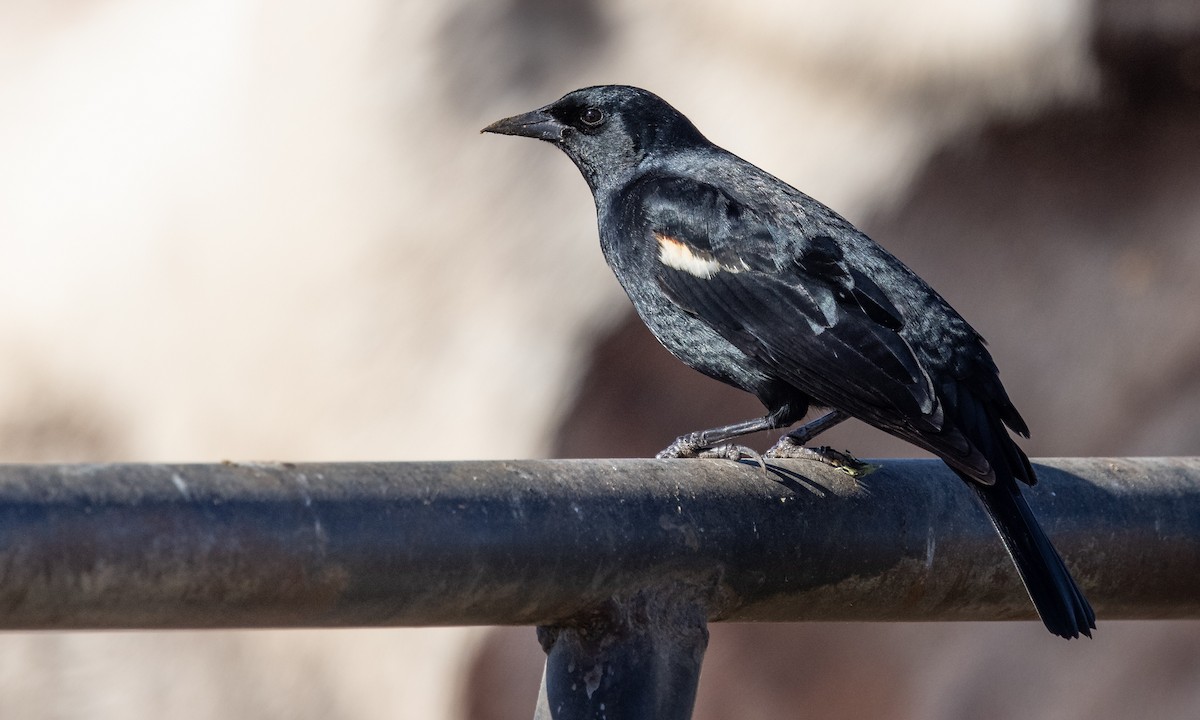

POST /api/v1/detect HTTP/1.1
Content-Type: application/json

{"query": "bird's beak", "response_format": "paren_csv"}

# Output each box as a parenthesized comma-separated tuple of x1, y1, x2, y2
(481, 108, 566, 142)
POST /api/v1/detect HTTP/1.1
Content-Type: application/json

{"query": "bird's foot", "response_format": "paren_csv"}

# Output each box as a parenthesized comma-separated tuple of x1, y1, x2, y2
(656, 436, 703, 459)
(699, 444, 767, 471)
(656, 437, 767, 471)
(764, 439, 876, 479)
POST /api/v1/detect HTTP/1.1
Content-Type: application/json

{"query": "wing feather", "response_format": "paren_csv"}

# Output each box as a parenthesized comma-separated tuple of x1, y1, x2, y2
(638, 175, 1005, 482)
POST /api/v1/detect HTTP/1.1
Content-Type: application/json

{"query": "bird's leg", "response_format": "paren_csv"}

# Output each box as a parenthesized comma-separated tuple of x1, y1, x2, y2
(656, 415, 783, 461)
(766, 410, 849, 453)
(765, 410, 874, 477)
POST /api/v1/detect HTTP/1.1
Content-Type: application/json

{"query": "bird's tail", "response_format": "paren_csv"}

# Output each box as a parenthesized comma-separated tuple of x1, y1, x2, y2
(966, 475, 1096, 639)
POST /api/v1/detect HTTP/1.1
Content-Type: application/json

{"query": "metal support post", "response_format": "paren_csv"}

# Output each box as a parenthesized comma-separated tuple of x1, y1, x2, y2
(534, 588, 709, 720)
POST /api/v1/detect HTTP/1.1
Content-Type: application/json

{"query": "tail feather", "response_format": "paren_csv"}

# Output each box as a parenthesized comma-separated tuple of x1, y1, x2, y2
(939, 380, 1094, 638)
(967, 474, 1096, 639)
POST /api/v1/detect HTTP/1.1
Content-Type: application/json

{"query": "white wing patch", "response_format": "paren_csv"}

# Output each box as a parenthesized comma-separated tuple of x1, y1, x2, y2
(655, 233, 740, 279)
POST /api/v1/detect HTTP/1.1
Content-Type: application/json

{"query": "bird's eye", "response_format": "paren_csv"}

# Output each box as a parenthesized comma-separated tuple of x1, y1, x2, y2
(580, 107, 605, 127)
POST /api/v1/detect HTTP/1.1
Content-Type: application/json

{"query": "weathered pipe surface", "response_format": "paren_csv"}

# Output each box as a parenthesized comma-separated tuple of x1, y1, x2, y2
(0, 458, 1195, 629)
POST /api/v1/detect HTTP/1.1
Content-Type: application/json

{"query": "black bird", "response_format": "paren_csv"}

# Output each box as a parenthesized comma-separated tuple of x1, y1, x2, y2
(483, 85, 1095, 639)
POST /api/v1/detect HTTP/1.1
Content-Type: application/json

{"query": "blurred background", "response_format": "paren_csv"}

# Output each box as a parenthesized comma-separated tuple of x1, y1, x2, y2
(1, 0, 1198, 718)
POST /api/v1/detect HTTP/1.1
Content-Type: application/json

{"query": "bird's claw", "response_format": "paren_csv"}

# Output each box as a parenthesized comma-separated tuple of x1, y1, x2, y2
(699, 444, 768, 471)
(657, 439, 768, 471)
(765, 440, 876, 479)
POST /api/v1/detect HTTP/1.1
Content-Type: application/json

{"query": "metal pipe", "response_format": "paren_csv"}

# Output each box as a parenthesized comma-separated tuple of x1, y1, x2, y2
(0, 457, 1196, 630)
(533, 590, 709, 720)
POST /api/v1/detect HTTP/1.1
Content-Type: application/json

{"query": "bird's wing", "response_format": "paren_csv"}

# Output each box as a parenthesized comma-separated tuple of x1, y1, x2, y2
(636, 174, 999, 479)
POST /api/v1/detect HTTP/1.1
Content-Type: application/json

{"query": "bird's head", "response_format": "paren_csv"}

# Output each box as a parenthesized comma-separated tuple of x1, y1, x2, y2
(482, 85, 708, 192)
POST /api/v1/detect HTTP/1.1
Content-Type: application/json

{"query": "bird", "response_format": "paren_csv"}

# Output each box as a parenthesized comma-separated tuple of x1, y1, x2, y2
(482, 85, 1095, 639)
